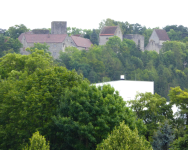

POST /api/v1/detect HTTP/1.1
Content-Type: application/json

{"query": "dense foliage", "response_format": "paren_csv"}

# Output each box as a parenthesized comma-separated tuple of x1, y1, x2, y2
(96, 121, 152, 150)
(0, 49, 146, 150)
(152, 120, 175, 150)
(23, 131, 50, 150)
(59, 36, 188, 100)
(2, 19, 188, 149)
(0, 35, 22, 57)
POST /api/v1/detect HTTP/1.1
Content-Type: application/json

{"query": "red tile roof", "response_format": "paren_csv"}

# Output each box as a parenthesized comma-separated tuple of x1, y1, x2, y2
(24, 34, 67, 43)
(18, 32, 33, 42)
(155, 29, 170, 41)
(100, 26, 118, 36)
(18, 33, 24, 42)
(71, 36, 93, 49)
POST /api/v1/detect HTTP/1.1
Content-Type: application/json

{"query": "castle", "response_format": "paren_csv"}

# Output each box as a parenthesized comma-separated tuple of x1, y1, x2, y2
(18, 21, 93, 59)
(18, 21, 170, 59)
(99, 26, 170, 53)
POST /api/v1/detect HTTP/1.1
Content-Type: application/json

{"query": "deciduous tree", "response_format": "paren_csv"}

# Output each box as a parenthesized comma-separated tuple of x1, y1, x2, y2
(96, 121, 152, 150)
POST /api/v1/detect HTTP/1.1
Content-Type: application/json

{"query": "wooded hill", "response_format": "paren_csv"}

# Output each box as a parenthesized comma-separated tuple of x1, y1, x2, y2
(1, 18, 188, 149)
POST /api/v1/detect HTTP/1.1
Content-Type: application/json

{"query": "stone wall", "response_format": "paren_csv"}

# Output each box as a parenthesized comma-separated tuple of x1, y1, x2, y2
(20, 35, 77, 59)
(149, 30, 160, 44)
(32, 29, 49, 34)
(99, 35, 113, 45)
(114, 26, 123, 41)
(145, 40, 162, 53)
(20, 35, 30, 55)
(123, 34, 145, 51)
(51, 21, 67, 34)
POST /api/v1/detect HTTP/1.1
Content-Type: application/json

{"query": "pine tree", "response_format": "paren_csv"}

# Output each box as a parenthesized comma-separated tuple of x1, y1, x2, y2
(90, 29, 99, 45)
(152, 120, 175, 150)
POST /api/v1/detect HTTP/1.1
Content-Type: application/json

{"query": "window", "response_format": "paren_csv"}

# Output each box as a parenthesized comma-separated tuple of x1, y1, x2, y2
(53, 52, 56, 56)
(106, 38, 108, 40)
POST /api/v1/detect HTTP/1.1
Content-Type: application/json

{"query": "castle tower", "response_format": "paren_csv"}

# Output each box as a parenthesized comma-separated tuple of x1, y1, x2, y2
(51, 21, 67, 34)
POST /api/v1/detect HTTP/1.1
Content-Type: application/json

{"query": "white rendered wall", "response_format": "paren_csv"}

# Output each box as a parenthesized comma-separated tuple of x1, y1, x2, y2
(94, 80, 154, 101)
(95, 80, 179, 115)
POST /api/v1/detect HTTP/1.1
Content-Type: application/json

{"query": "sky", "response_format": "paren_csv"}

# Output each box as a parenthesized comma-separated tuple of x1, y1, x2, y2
(1, 0, 187, 30)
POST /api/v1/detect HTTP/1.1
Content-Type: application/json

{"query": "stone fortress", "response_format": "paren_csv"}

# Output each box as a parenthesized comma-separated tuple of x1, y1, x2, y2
(19, 21, 170, 59)
(18, 21, 93, 59)
(99, 26, 170, 53)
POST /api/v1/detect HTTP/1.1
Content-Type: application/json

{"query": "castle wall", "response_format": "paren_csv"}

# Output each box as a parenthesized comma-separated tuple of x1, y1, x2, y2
(114, 26, 123, 41)
(20, 36, 30, 55)
(51, 21, 67, 34)
(99, 35, 113, 45)
(149, 30, 160, 44)
(145, 41, 162, 53)
(32, 29, 49, 34)
(123, 34, 145, 51)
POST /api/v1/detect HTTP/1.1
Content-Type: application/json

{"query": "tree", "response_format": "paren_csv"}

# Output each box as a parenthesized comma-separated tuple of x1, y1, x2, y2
(0, 49, 85, 149)
(8, 24, 29, 39)
(29, 42, 50, 54)
(49, 83, 146, 150)
(0, 28, 6, 35)
(90, 29, 99, 45)
(170, 134, 188, 150)
(129, 92, 173, 140)
(96, 121, 152, 150)
(152, 120, 175, 150)
(169, 86, 188, 125)
(0, 35, 22, 57)
(23, 131, 50, 150)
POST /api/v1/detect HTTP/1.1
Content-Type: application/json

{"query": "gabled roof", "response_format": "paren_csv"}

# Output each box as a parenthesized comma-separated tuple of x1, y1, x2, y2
(23, 34, 67, 43)
(18, 32, 33, 42)
(155, 29, 170, 41)
(71, 36, 92, 49)
(100, 26, 118, 36)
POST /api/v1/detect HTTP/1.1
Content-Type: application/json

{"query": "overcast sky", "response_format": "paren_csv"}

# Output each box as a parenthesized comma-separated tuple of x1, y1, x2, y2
(1, 0, 187, 30)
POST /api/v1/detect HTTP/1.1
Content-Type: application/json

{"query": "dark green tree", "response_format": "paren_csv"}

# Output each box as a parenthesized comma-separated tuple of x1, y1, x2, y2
(90, 29, 99, 45)
(152, 120, 175, 150)
(49, 84, 147, 150)
(170, 134, 188, 150)
(7, 24, 29, 39)
(0, 49, 85, 149)
(0, 35, 22, 57)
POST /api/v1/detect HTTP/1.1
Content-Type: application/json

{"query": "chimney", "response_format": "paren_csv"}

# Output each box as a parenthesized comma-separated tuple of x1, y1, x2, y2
(120, 75, 125, 80)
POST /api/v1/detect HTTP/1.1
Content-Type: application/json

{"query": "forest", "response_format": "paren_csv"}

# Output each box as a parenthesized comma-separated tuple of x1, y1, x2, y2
(1, 18, 188, 149)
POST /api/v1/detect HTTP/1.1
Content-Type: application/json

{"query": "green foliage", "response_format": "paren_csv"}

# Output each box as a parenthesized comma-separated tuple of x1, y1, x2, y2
(169, 87, 188, 125)
(23, 131, 50, 150)
(49, 83, 146, 150)
(0, 48, 52, 79)
(163, 25, 188, 41)
(96, 121, 152, 150)
(8, 24, 29, 39)
(90, 29, 98, 45)
(58, 36, 188, 101)
(28, 42, 50, 54)
(0, 49, 86, 149)
(129, 92, 173, 140)
(170, 134, 188, 150)
(0, 35, 22, 57)
(152, 120, 175, 150)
